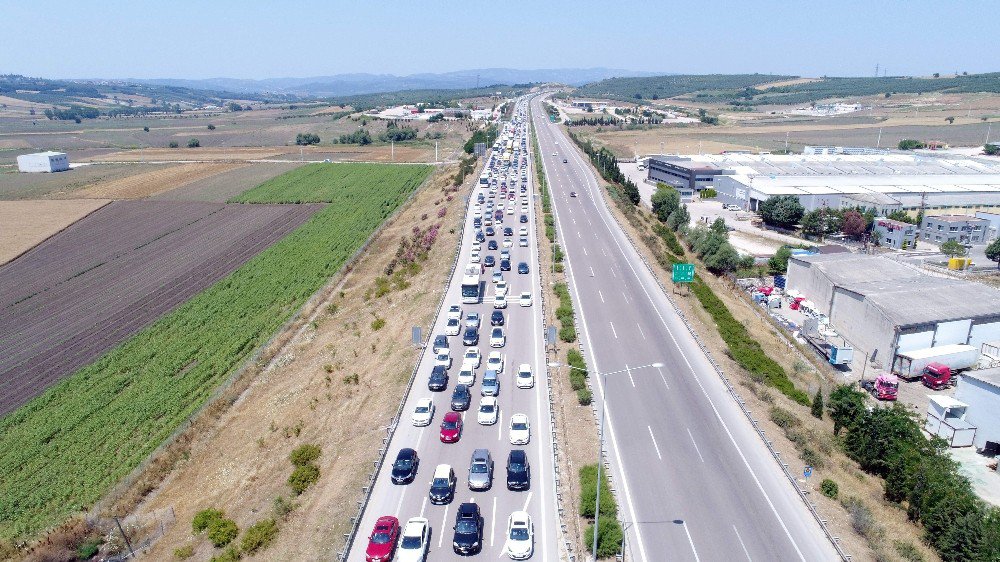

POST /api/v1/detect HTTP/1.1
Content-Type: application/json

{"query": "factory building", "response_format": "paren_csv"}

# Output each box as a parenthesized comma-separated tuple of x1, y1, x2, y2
(16, 151, 69, 173)
(872, 217, 918, 249)
(786, 253, 1000, 367)
(955, 368, 1000, 450)
(646, 153, 1000, 215)
(921, 214, 990, 245)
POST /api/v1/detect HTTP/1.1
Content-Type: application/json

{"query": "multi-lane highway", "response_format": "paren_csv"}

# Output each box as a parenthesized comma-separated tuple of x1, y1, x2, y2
(347, 98, 559, 561)
(530, 95, 840, 561)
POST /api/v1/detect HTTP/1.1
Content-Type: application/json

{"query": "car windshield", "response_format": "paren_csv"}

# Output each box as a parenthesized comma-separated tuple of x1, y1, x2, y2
(456, 519, 478, 533)
(510, 527, 529, 540)
(442, 420, 457, 429)
(401, 535, 422, 548)
(371, 531, 391, 544)
(395, 458, 412, 469)
(471, 463, 488, 473)
(432, 478, 449, 488)
(509, 462, 525, 473)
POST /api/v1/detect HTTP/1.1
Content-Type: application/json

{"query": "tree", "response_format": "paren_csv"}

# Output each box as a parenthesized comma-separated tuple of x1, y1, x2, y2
(945, 116, 955, 124)
(651, 185, 680, 222)
(811, 389, 824, 419)
(768, 246, 792, 274)
(142, 126, 149, 132)
(800, 210, 825, 239)
(986, 239, 1000, 270)
(985, 144, 1000, 156)
(886, 210, 917, 224)
(710, 217, 728, 236)
(228, 102, 243, 112)
(933, 72, 941, 78)
(758, 195, 804, 228)
(940, 240, 967, 257)
(704, 242, 741, 274)
(842, 210, 867, 238)
(898, 139, 926, 150)
(295, 133, 320, 145)
(187, 138, 200, 148)
(207, 124, 216, 130)
(827, 384, 866, 436)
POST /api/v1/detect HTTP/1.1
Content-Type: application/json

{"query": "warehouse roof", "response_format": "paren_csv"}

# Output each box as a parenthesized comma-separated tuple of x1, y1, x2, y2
(961, 367, 1000, 392)
(791, 253, 922, 286)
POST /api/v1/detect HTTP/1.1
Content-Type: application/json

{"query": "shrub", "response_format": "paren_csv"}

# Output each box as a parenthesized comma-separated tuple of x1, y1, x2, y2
(241, 519, 279, 554)
(168, 141, 179, 148)
(174, 545, 195, 559)
(842, 497, 882, 541)
(769, 406, 799, 429)
(209, 546, 241, 562)
(193, 508, 225, 534)
(187, 138, 200, 148)
(371, 317, 386, 331)
(207, 124, 216, 130)
(288, 464, 320, 495)
(578, 464, 618, 519)
(811, 389, 824, 419)
(577, 388, 593, 405)
(143, 126, 149, 132)
(799, 446, 824, 470)
(77, 538, 102, 559)
(273, 496, 297, 519)
(569, 370, 586, 391)
(893, 540, 925, 562)
(584, 518, 624, 558)
(558, 325, 576, 342)
(289, 444, 321, 467)
(207, 518, 239, 547)
(820, 479, 839, 499)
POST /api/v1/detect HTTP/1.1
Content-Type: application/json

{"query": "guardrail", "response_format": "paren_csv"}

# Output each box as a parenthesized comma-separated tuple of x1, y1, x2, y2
(337, 150, 488, 561)
(541, 103, 852, 562)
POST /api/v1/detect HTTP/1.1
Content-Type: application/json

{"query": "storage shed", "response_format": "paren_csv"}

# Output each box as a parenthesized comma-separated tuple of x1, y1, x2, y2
(955, 367, 1000, 449)
(925, 395, 977, 447)
(16, 151, 70, 173)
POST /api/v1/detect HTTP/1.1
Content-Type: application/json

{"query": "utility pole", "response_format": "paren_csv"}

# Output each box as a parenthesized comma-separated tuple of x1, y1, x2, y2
(435, 141, 439, 163)
(987, 123, 993, 145)
(874, 63, 879, 78)
(876, 127, 882, 149)
(391, 140, 394, 162)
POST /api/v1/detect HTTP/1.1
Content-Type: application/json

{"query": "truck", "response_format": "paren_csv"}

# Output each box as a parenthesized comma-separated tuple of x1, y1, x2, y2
(892, 344, 979, 382)
(860, 373, 899, 401)
(921, 362, 953, 390)
(801, 318, 853, 365)
(460, 265, 482, 304)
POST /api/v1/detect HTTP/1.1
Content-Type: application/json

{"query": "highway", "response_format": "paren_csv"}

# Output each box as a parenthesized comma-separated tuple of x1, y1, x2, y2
(530, 95, 840, 561)
(346, 98, 560, 561)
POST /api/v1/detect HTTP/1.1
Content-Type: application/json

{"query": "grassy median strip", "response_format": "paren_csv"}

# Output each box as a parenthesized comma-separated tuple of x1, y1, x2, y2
(0, 163, 431, 540)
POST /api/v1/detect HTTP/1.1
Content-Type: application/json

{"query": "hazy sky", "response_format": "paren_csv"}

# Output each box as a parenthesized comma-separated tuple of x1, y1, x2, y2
(2, 0, 995, 79)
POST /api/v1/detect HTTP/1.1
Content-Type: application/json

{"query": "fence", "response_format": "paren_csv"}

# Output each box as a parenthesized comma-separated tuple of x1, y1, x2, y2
(91, 507, 176, 561)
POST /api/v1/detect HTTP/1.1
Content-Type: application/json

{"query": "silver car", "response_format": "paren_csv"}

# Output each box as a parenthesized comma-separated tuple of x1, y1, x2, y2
(468, 448, 494, 491)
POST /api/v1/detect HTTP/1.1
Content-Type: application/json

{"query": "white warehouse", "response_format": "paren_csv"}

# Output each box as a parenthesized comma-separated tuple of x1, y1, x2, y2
(17, 151, 70, 173)
(955, 367, 1000, 450)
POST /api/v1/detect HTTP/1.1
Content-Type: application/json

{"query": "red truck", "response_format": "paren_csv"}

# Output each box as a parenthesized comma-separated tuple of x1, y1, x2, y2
(861, 373, 899, 401)
(922, 362, 952, 390)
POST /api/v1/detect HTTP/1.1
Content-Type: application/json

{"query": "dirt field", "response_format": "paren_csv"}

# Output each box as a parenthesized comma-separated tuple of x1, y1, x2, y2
(0, 199, 110, 264)
(86, 147, 287, 162)
(0, 201, 321, 416)
(152, 162, 305, 202)
(0, 163, 171, 200)
(62, 162, 246, 199)
(124, 165, 469, 561)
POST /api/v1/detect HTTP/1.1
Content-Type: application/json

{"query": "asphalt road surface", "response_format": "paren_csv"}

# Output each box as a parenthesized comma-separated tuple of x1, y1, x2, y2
(347, 98, 559, 561)
(530, 95, 840, 562)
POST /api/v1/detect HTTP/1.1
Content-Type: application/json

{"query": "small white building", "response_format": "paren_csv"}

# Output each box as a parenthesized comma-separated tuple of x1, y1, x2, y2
(17, 151, 70, 173)
(955, 367, 1000, 449)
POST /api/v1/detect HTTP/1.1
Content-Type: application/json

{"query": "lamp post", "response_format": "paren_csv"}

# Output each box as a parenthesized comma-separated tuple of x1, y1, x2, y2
(548, 360, 664, 561)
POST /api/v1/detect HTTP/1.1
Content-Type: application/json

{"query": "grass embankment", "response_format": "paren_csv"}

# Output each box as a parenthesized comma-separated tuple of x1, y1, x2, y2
(0, 163, 431, 541)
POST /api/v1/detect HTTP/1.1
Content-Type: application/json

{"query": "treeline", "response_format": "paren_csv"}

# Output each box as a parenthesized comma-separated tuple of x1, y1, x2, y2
(829, 386, 1000, 561)
(463, 124, 498, 154)
(723, 73, 1000, 106)
(326, 85, 528, 112)
(566, 131, 640, 205)
(573, 74, 792, 102)
(565, 116, 621, 127)
(378, 121, 418, 142)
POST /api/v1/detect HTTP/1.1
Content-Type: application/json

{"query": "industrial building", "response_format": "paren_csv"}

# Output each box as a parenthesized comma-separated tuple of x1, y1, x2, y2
(872, 217, 918, 249)
(646, 153, 1000, 216)
(16, 151, 69, 173)
(921, 214, 991, 245)
(786, 253, 1000, 369)
(955, 367, 1000, 450)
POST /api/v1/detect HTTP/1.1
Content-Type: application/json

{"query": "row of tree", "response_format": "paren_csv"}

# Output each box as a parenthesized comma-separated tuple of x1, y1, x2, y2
(566, 131, 640, 205)
(652, 184, 752, 273)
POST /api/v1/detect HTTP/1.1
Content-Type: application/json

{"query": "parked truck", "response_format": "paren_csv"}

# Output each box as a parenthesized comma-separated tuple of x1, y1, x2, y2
(860, 373, 899, 401)
(892, 344, 979, 382)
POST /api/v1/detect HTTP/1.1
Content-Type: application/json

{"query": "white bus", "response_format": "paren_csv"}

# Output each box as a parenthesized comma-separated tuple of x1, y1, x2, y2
(461, 265, 482, 304)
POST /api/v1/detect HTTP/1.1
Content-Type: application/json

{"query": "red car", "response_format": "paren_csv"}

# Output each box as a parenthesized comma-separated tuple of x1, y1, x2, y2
(365, 515, 399, 562)
(440, 411, 463, 443)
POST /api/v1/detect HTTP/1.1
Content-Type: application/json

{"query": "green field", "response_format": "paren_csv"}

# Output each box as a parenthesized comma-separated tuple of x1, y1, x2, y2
(233, 162, 431, 204)
(0, 163, 432, 540)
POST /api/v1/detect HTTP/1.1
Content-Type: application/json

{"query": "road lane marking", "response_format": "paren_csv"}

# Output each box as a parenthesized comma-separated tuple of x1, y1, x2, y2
(622, 293, 629, 304)
(656, 365, 669, 389)
(610, 267, 616, 278)
(626, 363, 635, 387)
(598, 290, 604, 303)
(601, 248, 607, 257)
(681, 520, 701, 562)
(438, 504, 450, 548)
(637, 324, 646, 340)
(491, 497, 497, 547)
(589, 266, 595, 277)
(734, 525, 753, 561)
(639, 427, 664, 465)
(582, 247, 587, 256)
(610, 322, 618, 339)
(577, 231, 582, 238)
(498, 410, 503, 441)
(419, 496, 427, 519)
(687, 427, 706, 463)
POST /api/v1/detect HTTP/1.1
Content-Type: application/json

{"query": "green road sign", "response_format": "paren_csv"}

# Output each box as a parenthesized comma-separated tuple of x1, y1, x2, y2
(672, 263, 695, 283)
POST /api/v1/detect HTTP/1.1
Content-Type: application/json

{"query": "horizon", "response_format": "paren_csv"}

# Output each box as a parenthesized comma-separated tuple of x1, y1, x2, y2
(3, 0, 995, 80)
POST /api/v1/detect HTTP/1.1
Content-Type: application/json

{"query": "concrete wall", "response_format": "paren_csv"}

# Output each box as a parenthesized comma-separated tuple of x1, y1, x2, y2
(955, 376, 1000, 448)
(829, 287, 897, 363)
(786, 258, 836, 316)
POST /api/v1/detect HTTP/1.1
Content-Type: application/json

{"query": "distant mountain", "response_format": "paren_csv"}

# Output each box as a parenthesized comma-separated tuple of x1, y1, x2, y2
(128, 68, 662, 97)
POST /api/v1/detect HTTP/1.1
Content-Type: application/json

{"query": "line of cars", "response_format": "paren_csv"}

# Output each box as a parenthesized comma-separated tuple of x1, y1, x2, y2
(365, 101, 538, 561)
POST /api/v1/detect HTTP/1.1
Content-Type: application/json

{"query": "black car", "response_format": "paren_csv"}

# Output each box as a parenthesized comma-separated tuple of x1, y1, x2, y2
(452, 502, 484, 555)
(503, 227, 514, 237)
(506, 449, 530, 491)
(428, 365, 449, 391)
(483, 255, 496, 268)
(463, 327, 479, 346)
(487, 240, 498, 250)
(391, 448, 419, 485)
(517, 262, 529, 274)
(429, 467, 457, 505)
(519, 214, 528, 223)
(490, 310, 505, 326)
(450, 384, 472, 411)
(500, 259, 511, 272)
(485, 226, 495, 237)
(473, 217, 482, 229)
(475, 230, 485, 243)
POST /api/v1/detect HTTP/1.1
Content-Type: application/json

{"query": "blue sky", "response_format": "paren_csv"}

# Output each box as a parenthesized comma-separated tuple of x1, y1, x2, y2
(2, 0, 994, 79)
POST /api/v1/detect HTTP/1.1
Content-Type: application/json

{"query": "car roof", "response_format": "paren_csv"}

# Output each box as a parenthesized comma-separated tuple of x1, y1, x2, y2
(511, 413, 528, 422)
(457, 502, 479, 516)
(508, 449, 527, 462)
(509, 510, 530, 523)
(416, 397, 432, 406)
(433, 464, 452, 478)
(375, 515, 398, 526)
(472, 448, 490, 459)
(454, 384, 468, 391)
(403, 518, 428, 534)
(443, 411, 460, 421)
(431, 365, 447, 374)
(398, 447, 416, 457)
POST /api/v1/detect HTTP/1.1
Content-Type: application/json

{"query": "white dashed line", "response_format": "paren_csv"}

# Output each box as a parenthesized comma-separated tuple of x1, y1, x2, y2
(637, 325, 646, 340)
(687, 427, 706, 463)
(648, 425, 662, 460)
(734, 525, 753, 561)
(598, 290, 605, 303)
(609, 321, 618, 339)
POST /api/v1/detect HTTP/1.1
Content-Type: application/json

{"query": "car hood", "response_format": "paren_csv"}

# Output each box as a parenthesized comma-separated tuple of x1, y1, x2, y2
(507, 538, 532, 556)
(395, 548, 425, 562)
(366, 540, 392, 558)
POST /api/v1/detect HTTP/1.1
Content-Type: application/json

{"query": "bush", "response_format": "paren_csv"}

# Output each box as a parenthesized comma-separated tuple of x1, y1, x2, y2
(207, 518, 239, 547)
(577, 388, 593, 405)
(820, 479, 839, 499)
(241, 519, 279, 554)
(700, 188, 717, 199)
(209, 546, 241, 562)
(811, 389, 824, 419)
(769, 407, 799, 429)
(187, 138, 200, 148)
(289, 444, 321, 467)
(558, 325, 576, 343)
(893, 540, 925, 562)
(273, 496, 297, 519)
(295, 132, 320, 145)
(143, 126, 149, 132)
(174, 545, 195, 559)
(77, 538, 102, 559)
(371, 317, 386, 331)
(584, 518, 624, 558)
(569, 370, 586, 391)
(193, 508, 225, 534)
(842, 497, 882, 542)
(288, 464, 321, 495)
(168, 141, 179, 148)
(578, 464, 617, 519)
(207, 124, 216, 130)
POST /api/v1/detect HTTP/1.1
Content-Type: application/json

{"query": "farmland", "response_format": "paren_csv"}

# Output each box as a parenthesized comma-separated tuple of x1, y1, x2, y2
(151, 162, 305, 202)
(67, 162, 246, 199)
(0, 200, 322, 416)
(233, 162, 432, 203)
(0, 163, 431, 540)
(0, 199, 109, 264)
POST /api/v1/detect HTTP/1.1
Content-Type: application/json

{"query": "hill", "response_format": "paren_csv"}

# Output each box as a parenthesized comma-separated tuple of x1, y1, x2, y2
(573, 74, 794, 102)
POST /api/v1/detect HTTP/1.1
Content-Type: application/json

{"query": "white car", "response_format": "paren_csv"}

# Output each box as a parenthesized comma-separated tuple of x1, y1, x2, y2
(509, 413, 530, 445)
(470, 251, 481, 264)
(506, 512, 533, 560)
(493, 294, 507, 309)
(519, 292, 532, 307)
(495, 281, 509, 298)
(447, 305, 463, 320)
(397, 517, 430, 562)
(487, 351, 504, 373)
(492, 272, 504, 284)
(462, 347, 481, 369)
(490, 327, 506, 348)
(478, 397, 499, 425)
(465, 312, 481, 329)
(434, 349, 452, 369)
(412, 397, 435, 426)
(726, 204, 742, 211)
(516, 364, 534, 389)
(506, 207, 515, 215)
(458, 367, 475, 386)
(518, 237, 527, 247)
(445, 317, 462, 336)
(502, 238, 513, 248)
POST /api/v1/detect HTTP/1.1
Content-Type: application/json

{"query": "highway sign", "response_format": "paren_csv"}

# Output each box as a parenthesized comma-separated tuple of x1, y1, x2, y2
(672, 263, 695, 283)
